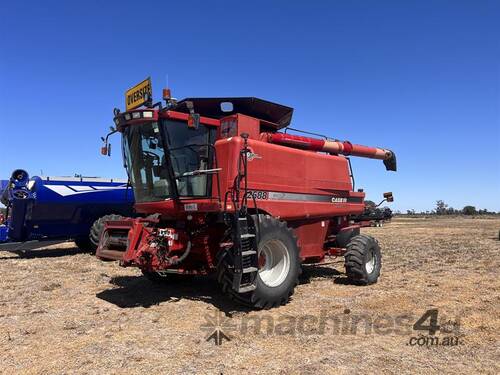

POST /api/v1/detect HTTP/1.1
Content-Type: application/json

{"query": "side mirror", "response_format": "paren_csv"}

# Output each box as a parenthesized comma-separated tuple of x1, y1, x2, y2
(100, 143, 111, 156)
(384, 192, 394, 202)
(101, 126, 117, 157)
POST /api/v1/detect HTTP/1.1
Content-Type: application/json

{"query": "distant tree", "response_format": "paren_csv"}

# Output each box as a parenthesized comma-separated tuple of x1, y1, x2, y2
(462, 206, 477, 215)
(406, 209, 415, 215)
(435, 200, 448, 215)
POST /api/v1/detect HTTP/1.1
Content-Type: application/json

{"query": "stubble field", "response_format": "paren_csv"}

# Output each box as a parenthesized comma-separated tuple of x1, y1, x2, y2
(0, 216, 499, 374)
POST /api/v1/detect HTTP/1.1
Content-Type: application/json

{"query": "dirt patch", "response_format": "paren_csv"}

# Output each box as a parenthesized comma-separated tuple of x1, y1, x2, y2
(0, 217, 499, 374)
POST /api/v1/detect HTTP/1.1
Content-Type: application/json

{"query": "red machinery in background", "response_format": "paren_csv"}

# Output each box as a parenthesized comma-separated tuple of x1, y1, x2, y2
(97, 81, 396, 309)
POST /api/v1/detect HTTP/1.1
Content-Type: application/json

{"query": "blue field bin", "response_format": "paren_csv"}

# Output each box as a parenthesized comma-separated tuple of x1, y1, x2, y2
(0, 225, 8, 242)
(0, 179, 9, 242)
(0, 170, 134, 244)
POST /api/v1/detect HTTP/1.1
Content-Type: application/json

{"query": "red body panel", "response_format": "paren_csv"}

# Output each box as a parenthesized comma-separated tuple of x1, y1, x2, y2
(215, 136, 364, 218)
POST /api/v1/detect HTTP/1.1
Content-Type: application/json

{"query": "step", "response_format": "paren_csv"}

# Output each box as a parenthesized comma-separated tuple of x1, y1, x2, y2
(238, 284, 256, 293)
(241, 250, 257, 256)
(242, 267, 258, 274)
(240, 233, 255, 239)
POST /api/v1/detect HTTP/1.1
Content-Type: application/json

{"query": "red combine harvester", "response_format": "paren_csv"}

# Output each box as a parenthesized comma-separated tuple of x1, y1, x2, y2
(97, 78, 396, 308)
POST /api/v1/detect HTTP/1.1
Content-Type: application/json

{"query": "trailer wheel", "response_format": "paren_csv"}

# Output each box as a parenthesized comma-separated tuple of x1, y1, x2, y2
(88, 214, 124, 253)
(344, 234, 382, 285)
(217, 215, 301, 309)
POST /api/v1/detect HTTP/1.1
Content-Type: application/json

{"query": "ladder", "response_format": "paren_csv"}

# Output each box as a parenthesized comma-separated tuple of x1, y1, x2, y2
(224, 132, 259, 294)
(230, 212, 259, 293)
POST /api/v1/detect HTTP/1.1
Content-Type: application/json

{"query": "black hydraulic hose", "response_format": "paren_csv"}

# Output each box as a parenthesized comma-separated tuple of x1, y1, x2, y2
(347, 157, 355, 191)
(223, 190, 231, 211)
(251, 193, 261, 243)
(170, 240, 192, 265)
(231, 172, 240, 210)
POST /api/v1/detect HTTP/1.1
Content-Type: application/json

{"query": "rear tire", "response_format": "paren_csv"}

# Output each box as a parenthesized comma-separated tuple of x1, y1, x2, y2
(344, 234, 382, 285)
(88, 214, 124, 254)
(217, 215, 301, 309)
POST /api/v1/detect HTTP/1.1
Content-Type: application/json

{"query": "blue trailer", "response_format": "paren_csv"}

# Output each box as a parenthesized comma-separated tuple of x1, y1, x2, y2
(0, 169, 134, 252)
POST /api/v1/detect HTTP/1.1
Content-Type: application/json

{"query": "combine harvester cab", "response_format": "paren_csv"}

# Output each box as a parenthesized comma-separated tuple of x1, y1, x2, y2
(97, 78, 396, 309)
(0, 169, 134, 252)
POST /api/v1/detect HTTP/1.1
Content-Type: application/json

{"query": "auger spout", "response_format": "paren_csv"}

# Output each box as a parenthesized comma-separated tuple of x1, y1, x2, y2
(263, 133, 397, 171)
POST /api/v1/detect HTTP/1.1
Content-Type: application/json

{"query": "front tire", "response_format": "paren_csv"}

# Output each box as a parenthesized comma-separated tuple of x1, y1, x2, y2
(217, 215, 301, 309)
(344, 234, 382, 285)
(89, 214, 124, 253)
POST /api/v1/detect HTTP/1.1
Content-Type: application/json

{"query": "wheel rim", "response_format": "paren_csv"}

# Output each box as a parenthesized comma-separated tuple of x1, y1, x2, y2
(365, 249, 376, 274)
(258, 239, 291, 287)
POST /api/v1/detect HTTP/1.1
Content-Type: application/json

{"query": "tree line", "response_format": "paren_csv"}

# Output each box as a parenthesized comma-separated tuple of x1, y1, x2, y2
(398, 200, 499, 216)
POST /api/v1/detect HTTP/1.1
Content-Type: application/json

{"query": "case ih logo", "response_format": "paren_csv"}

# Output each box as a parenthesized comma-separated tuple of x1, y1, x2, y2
(331, 197, 347, 203)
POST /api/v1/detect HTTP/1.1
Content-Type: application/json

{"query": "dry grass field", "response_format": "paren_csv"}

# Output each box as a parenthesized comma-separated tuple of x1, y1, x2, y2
(0, 216, 499, 374)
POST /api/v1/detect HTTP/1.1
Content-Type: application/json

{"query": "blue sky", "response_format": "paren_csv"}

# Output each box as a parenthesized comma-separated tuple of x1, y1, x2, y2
(0, 1, 499, 212)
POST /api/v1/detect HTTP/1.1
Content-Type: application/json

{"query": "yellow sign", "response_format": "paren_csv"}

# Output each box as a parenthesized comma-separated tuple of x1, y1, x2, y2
(125, 77, 152, 111)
